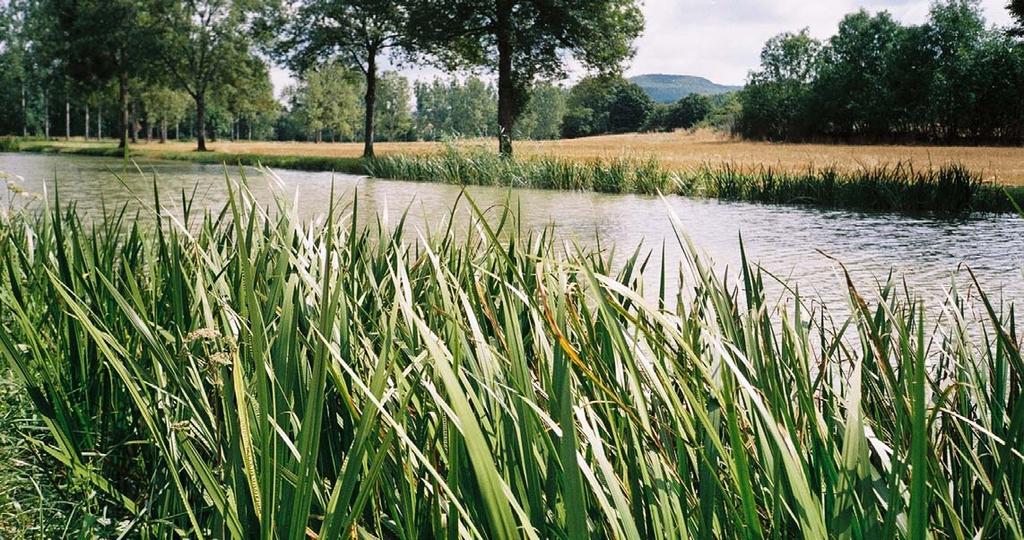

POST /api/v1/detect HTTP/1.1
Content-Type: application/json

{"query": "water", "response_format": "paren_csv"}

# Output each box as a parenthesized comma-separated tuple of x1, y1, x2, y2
(2, 152, 1022, 310)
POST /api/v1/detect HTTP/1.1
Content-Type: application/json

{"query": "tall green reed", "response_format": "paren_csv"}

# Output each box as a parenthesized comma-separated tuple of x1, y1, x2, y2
(0, 168, 1021, 538)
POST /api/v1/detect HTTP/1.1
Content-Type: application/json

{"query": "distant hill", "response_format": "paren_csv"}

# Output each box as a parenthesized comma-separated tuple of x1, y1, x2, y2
(629, 74, 742, 103)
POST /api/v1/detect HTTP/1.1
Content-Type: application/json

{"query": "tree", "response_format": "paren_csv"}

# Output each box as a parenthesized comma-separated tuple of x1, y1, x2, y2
(143, 87, 190, 143)
(813, 10, 903, 138)
(561, 76, 626, 138)
(413, 0, 643, 156)
(275, 0, 419, 157)
(926, 0, 986, 140)
(1012, 0, 1024, 35)
(44, 0, 153, 149)
(219, 57, 279, 140)
(516, 83, 566, 140)
(0, 0, 32, 136)
(607, 82, 653, 133)
(151, 0, 267, 151)
(667, 94, 712, 131)
(299, 63, 361, 142)
(370, 72, 414, 141)
(414, 77, 497, 140)
(737, 30, 821, 140)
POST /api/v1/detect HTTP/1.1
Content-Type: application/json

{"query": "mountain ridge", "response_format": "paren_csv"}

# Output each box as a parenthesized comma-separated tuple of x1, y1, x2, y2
(629, 73, 742, 103)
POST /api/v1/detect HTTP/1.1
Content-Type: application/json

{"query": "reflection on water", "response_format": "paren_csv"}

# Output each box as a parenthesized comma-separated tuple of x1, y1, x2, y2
(2, 152, 1022, 309)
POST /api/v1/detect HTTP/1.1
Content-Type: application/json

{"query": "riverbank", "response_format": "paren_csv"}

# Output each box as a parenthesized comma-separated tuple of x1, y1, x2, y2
(9, 138, 1024, 213)
(1, 182, 1021, 537)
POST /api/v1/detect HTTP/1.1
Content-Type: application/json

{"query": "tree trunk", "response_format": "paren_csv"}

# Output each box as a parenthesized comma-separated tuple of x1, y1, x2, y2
(130, 107, 138, 144)
(118, 72, 129, 149)
(44, 93, 49, 139)
(98, 104, 103, 140)
(363, 49, 378, 158)
(195, 93, 208, 151)
(248, 121, 252, 140)
(21, 83, 27, 137)
(145, 121, 152, 142)
(496, 0, 514, 157)
(85, 105, 90, 140)
(175, 123, 179, 140)
(160, 119, 167, 143)
(65, 97, 70, 140)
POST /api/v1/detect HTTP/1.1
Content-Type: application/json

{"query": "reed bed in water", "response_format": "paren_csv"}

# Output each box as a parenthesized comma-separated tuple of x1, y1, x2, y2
(0, 170, 1022, 538)
(367, 147, 1022, 213)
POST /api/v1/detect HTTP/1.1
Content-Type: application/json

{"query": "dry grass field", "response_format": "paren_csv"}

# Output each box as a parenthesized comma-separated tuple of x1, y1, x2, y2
(43, 129, 1024, 184)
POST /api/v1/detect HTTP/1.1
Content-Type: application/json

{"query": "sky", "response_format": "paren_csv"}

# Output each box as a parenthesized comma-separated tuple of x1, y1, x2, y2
(269, 0, 1017, 97)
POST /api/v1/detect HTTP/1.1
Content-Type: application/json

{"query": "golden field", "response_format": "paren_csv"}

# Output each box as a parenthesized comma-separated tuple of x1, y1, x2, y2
(43, 130, 1024, 184)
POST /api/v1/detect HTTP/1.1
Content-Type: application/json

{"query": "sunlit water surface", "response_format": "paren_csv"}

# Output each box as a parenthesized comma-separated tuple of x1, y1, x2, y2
(2, 152, 1022, 314)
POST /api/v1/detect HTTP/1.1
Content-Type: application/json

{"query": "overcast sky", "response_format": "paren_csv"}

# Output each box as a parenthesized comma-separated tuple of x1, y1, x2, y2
(270, 0, 1017, 96)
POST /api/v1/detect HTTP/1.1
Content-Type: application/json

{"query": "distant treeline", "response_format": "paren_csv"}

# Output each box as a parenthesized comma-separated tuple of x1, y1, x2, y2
(737, 0, 1024, 144)
(274, 66, 737, 143)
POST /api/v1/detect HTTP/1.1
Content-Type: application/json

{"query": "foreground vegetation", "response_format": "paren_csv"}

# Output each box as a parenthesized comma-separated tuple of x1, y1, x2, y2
(0, 172, 1022, 537)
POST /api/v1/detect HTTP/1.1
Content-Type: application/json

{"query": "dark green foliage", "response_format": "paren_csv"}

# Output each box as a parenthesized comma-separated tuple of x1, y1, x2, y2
(1012, 0, 1024, 35)
(410, 0, 643, 154)
(607, 82, 654, 133)
(666, 94, 713, 130)
(684, 162, 1019, 213)
(738, 1, 1024, 144)
(736, 30, 821, 140)
(561, 76, 655, 138)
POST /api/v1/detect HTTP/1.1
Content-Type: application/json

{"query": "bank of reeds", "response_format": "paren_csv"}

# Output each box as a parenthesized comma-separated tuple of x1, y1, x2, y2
(17, 140, 1024, 213)
(17, 140, 364, 173)
(0, 170, 1021, 537)
(365, 146, 674, 194)
(683, 162, 1017, 213)
(0, 137, 21, 152)
(369, 148, 1021, 213)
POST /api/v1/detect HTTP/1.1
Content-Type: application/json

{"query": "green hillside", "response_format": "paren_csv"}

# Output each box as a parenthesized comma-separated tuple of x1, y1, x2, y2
(629, 73, 742, 103)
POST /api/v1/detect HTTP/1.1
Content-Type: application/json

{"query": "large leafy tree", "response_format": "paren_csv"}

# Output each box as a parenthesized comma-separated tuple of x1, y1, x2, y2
(413, 0, 643, 156)
(150, 0, 269, 151)
(274, 0, 419, 157)
(43, 0, 153, 149)
(607, 81, 653, 133)
(1011, 0, 1024, 35)
(738, 30, 821, 140)
(813, 10, 903, 138)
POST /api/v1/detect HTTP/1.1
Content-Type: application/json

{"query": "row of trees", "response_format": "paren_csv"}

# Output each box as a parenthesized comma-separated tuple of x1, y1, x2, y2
(738, 0, 1024, 144)
(0, 0, 280, 150)
(561, 77, 733, 138)
(275, 68, 727, 143)
(1, 0, 646, 156)
(272, 0, 644, 157)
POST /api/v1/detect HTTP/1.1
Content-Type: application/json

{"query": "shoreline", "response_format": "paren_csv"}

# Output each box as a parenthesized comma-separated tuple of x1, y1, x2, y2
(7, 139, 1024, 214)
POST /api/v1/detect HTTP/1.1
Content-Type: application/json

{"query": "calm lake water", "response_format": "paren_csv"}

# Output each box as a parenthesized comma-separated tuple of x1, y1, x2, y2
(2, 152, 1022, 310)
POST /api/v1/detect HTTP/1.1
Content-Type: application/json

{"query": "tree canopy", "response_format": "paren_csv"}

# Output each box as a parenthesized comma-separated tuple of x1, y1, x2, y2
(274, 0, 422, 156)
(410, 0, 643, 155)
(737, 0, 1024, 144)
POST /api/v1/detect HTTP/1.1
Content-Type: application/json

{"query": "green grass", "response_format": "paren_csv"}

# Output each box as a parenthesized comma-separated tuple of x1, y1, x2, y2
(0, 168, 1022, 537)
